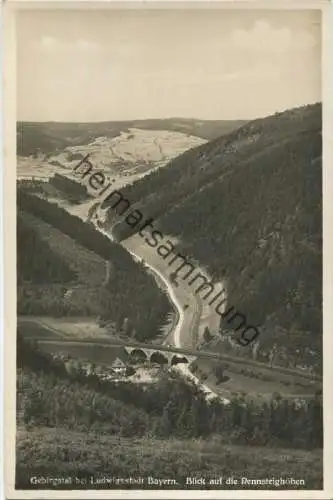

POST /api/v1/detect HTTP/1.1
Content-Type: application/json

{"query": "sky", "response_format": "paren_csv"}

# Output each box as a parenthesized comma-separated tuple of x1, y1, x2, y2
(17, 9, 321, 122)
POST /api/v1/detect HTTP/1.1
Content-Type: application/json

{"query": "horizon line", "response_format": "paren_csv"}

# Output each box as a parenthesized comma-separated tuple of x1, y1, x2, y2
(16, 116, 248, 125)
(16, 101, 322, 125)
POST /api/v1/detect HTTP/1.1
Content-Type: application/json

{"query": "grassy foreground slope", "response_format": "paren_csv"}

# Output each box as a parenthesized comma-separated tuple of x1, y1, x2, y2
(108, 104, 322, 361)
(16, 427, 322, 490)
(16, 336, 323, 489)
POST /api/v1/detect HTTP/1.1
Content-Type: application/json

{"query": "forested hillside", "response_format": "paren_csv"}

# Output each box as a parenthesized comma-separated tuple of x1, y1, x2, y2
(17, 191, 171, 341)
(17, 214, 76, 285)
(16, 336, 323, 489)
(105, 104, 322, 356)
(49, 173, 90, 203)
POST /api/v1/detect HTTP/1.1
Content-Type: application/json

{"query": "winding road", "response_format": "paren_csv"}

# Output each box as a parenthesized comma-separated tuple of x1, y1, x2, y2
(55, 196, 226, 401)
(95, 225, 225, 402)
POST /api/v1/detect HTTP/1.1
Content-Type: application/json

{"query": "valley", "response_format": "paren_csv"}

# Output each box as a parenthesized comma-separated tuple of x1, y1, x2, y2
(17, 104, 323, 393)
(16, 105, 323, 490)
(10, 4, 326, 492)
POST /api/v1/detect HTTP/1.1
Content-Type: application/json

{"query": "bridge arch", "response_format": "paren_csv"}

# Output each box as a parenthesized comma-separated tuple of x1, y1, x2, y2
(150, 352, 169, 366)
(129, 348, 148, 363)
(171, 355, 189, 366)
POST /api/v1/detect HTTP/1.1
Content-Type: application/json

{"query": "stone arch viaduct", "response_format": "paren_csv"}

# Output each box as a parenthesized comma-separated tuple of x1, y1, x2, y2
(124, 346, 196, 366)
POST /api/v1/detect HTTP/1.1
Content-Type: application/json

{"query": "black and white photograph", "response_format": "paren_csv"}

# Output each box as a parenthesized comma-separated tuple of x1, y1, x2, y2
(6, 3, 326, 495)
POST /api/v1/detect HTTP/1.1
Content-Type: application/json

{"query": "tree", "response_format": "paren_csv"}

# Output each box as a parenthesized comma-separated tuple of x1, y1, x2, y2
(122, 317, 130, 335)
(130, 327, 137, 339)
(170, 271, 178, 284)
(203, 326, 213, 343)
(307, 391, 323, 448)
(214, 363, 225, 384)
(157, 404, 172, 437)
(125, 366, 136, 377)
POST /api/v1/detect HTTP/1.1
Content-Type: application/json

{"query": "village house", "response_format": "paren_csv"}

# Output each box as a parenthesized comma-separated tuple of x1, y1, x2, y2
(111, 357, 127, 375)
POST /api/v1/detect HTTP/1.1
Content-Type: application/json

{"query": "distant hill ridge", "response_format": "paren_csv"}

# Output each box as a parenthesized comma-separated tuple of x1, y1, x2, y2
(17, 124, 215, 181)
(17, 117, 246, 156)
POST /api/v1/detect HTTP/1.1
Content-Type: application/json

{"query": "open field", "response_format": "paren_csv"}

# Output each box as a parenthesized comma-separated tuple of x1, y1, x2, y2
(16, 426, 322, 490)
(31, 341, 128, 368)
(17, 119, 244, 156)
(18, 316, 109, 340)
(17, 319, 64, 339)
(191, 357, 321, 401)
